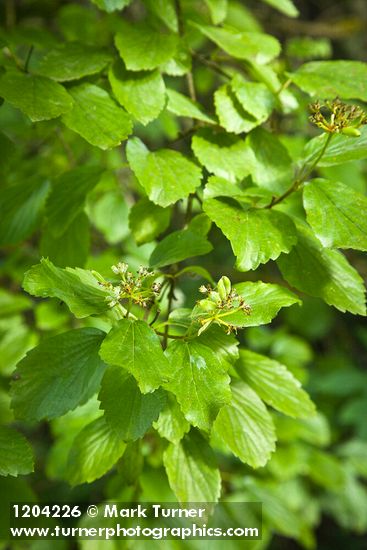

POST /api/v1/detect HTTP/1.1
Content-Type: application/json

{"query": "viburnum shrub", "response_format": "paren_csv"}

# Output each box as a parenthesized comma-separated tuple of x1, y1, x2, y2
(1, 0, 367, 546)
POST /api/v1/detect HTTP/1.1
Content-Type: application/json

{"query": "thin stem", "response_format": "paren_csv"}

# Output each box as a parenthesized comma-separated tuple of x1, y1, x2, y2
(174, 0, 184, 35)
(186, 71, 197, 102)
(114, 303, 137, 321)
(194, 192, 203, 206)
(174, 0, 197, 102)
(275, 78, 291, 96)
(24, 45, 34, 72)
(267, 132, 333, 208)
(185, 194, 193, 225)
(155, 331, 186, 340)
(192, 51, 231, 80)
(154, 320, 188, 330)
(266, 179, 301, 209)
(125, 298, 132, 318)
(169, 124, 201, 146)
(302, 132, 333, 178)
(163, 279, 176, 349)
(149, 308, 160, 326)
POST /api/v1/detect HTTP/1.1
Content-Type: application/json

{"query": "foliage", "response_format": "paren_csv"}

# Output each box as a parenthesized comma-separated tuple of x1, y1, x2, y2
(1, 0, 367, 548)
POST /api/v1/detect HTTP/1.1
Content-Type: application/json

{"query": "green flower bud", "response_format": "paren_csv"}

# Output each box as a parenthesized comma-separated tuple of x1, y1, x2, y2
(209, 291, 221, 304)
(199, 299, 217, 312)
(217, 276, 231, 300)
(91, 270, 106, 283)
(341, 126, 361, 137)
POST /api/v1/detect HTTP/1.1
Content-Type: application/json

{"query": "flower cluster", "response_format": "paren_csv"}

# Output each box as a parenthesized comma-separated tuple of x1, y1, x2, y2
(192, 276, 251, 335)
(309, 98, 367, 136)
(95, 263, 161, 309)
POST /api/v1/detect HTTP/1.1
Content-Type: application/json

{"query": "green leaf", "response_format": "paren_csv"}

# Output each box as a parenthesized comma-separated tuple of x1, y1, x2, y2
(275, 413, 330, 446)
(98, 367, 165, 440)
(45, 166, 102, 237)
(290, 61, 367, 101)
(0, 178, 50, 246)
(191, 128, 253, 183)
(91, 0, 131, 11)
(307, 448, 346, 490)
(247, 128, 293, 193)
(99, 319, 171, 393)
(62, 83, 132, 149)
(204, 198, 297, 271)
(0, 71, 73, 121)
(129, 198, 171, 245)
(206, 179, 274, 208)
(164, 333, 233, 431)
(11, 328, 106, 421)
(214, 84, 260, 134)
(161, 44, 192, 76)
(0, 290, 31, 318)
(196, 24, 280, 65)
(126, 137, 202, 207)
(40, 212, 90, 268)
(323, 470, 367, 533)
(66, 416, 126, 486)
(163, 430, 221, 502)
(213, 381, 276, 468)
(277, 223, 366, 315)
(143, 0, 178, 32)
(236, 349, 316, 418)
(231, 75, 275, 123)
(153, 393, 190, 444)
(302, 127, 367, 167)
(286, 37, 332, 60)
(175, 265, 214, 284)
(303, 179, 367, 251)
(204, 0, 228, 24)
(149, 220, 213, 268)
(34, 42, 111, 81)
(0, 317, 36, 377)
(109, 61, 166, 125)
(221, 281, 301, 327)
(115, 20, 178, 71)
(23, 258, 110, 318)
(90, 189, 129, 245)
(198, 325, 240, 368)
(261, 0, 299, 17)
(0, 426, 34, 477)
(166, 88, 216, 124)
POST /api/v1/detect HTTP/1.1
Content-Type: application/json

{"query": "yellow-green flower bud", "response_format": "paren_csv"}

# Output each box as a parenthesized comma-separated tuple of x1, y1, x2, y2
(199, 299, 217, 312)
(217, 276, 231, 300)
(341, 126, 361, 137)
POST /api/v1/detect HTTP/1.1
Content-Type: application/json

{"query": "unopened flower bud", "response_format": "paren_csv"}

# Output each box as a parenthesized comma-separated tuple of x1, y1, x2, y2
(217, 276, 231, 300)
(341, 126, 361, 137)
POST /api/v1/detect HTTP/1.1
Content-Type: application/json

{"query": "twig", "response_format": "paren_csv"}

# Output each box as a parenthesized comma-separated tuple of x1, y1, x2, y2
(192, 51, 231, 80)
(163, 280, 176, 349)
(302, 132, 333, 178)
(169, 124, 201, 146)
(276, 78, 292, 96)
(267, 133, 333, 208)
(24, 45, 34, 72)
(185, 195, 193, 225)
(155, 331, 185, 340)
(174, 0, 197, 102)
(186, 71, 197, 102)
(149, 308, 160, 326)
